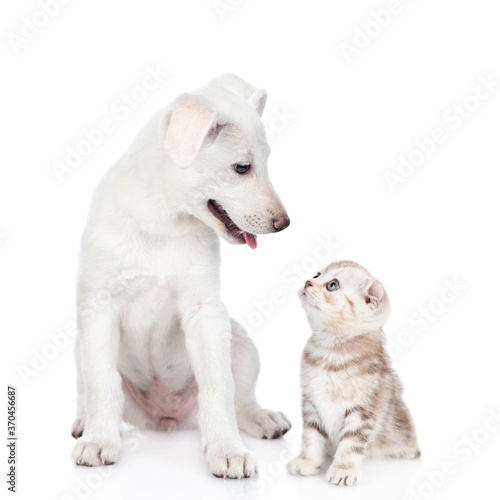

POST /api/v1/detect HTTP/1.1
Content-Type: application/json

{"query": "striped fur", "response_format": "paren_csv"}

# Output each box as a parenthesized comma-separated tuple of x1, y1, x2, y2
(287, 260, 420, 486)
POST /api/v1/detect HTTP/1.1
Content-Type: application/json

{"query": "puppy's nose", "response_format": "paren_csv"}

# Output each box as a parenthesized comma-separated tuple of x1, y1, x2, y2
(273, 215, 290, 232)
(304, 280, 313, 288)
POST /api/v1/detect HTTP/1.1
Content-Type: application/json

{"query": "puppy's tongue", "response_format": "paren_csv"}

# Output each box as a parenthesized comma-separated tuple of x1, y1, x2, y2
(242, 231, 257, 249)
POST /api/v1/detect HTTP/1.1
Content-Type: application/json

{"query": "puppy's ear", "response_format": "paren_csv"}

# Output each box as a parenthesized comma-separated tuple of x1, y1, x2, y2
(211, 73, 267, 116)
(365, 279, 385, 309)
(248, 88, 267, 116)
(163, 94, 223, 168)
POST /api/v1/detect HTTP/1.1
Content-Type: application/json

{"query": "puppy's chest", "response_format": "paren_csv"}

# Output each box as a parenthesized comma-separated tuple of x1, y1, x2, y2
(113, 233, 218, 301)
(129, 232, 216, 277)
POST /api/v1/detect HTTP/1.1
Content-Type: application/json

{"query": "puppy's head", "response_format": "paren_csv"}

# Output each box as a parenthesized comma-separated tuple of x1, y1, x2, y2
(161, 74, 289, 249)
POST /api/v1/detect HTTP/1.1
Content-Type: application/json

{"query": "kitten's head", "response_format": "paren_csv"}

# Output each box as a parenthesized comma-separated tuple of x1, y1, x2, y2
(299, 260, 390, 334)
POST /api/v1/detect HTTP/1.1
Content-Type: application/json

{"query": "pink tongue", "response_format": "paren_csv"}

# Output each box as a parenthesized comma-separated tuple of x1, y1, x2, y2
(242, 231, 257, 249)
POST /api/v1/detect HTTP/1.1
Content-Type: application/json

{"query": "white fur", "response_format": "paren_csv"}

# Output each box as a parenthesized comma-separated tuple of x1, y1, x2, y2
(72, 74, 291, 478)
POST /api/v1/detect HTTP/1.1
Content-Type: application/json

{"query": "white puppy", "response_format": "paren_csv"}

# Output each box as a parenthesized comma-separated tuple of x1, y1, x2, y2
(71, 74, 291, 479)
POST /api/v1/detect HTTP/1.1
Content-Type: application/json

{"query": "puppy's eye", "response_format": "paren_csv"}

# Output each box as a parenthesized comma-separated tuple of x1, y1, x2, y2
(326, 279, 340, 292)
(313, 272, 321, 279)
(234, 164, 251, 174)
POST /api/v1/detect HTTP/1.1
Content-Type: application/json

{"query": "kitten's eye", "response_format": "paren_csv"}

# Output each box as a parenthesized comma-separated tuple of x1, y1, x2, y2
(313, 272, 321, 279)
(326, 279, 340, 292)
(234, 164, 251, 174)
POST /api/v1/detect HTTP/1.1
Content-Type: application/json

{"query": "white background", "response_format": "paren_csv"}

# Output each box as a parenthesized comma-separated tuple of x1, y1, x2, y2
(2, 1, 500, 499)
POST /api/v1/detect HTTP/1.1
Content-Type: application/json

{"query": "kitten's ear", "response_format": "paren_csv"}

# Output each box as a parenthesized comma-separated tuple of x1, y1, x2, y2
(365, 279, 385, 309)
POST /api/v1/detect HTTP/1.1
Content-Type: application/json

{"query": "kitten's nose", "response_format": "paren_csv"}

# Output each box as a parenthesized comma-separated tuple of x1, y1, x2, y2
(272, 215, 290, 232)
(304, 280, 313, 288)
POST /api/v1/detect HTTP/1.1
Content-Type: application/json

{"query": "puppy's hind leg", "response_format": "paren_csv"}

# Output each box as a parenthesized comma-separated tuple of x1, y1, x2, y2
(230, 319, 292, 440)
(71, 338, 86, 439)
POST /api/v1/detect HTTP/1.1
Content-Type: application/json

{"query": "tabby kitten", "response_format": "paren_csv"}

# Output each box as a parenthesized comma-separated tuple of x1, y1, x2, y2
(287, 260, 420, 486)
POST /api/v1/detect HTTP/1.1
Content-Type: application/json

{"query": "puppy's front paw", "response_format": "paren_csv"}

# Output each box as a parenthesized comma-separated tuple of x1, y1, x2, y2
(326, 464, 360, 486)
(207, 447, 258, 479)
(73, 437, 121, 466)
(287, 456, 321, 476)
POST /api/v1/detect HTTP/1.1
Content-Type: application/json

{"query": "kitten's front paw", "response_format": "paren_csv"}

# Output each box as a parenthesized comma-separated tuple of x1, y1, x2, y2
(206, 447, 258, 479)
(287, 456, 321, 476)
(326, 464, 360, 486)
